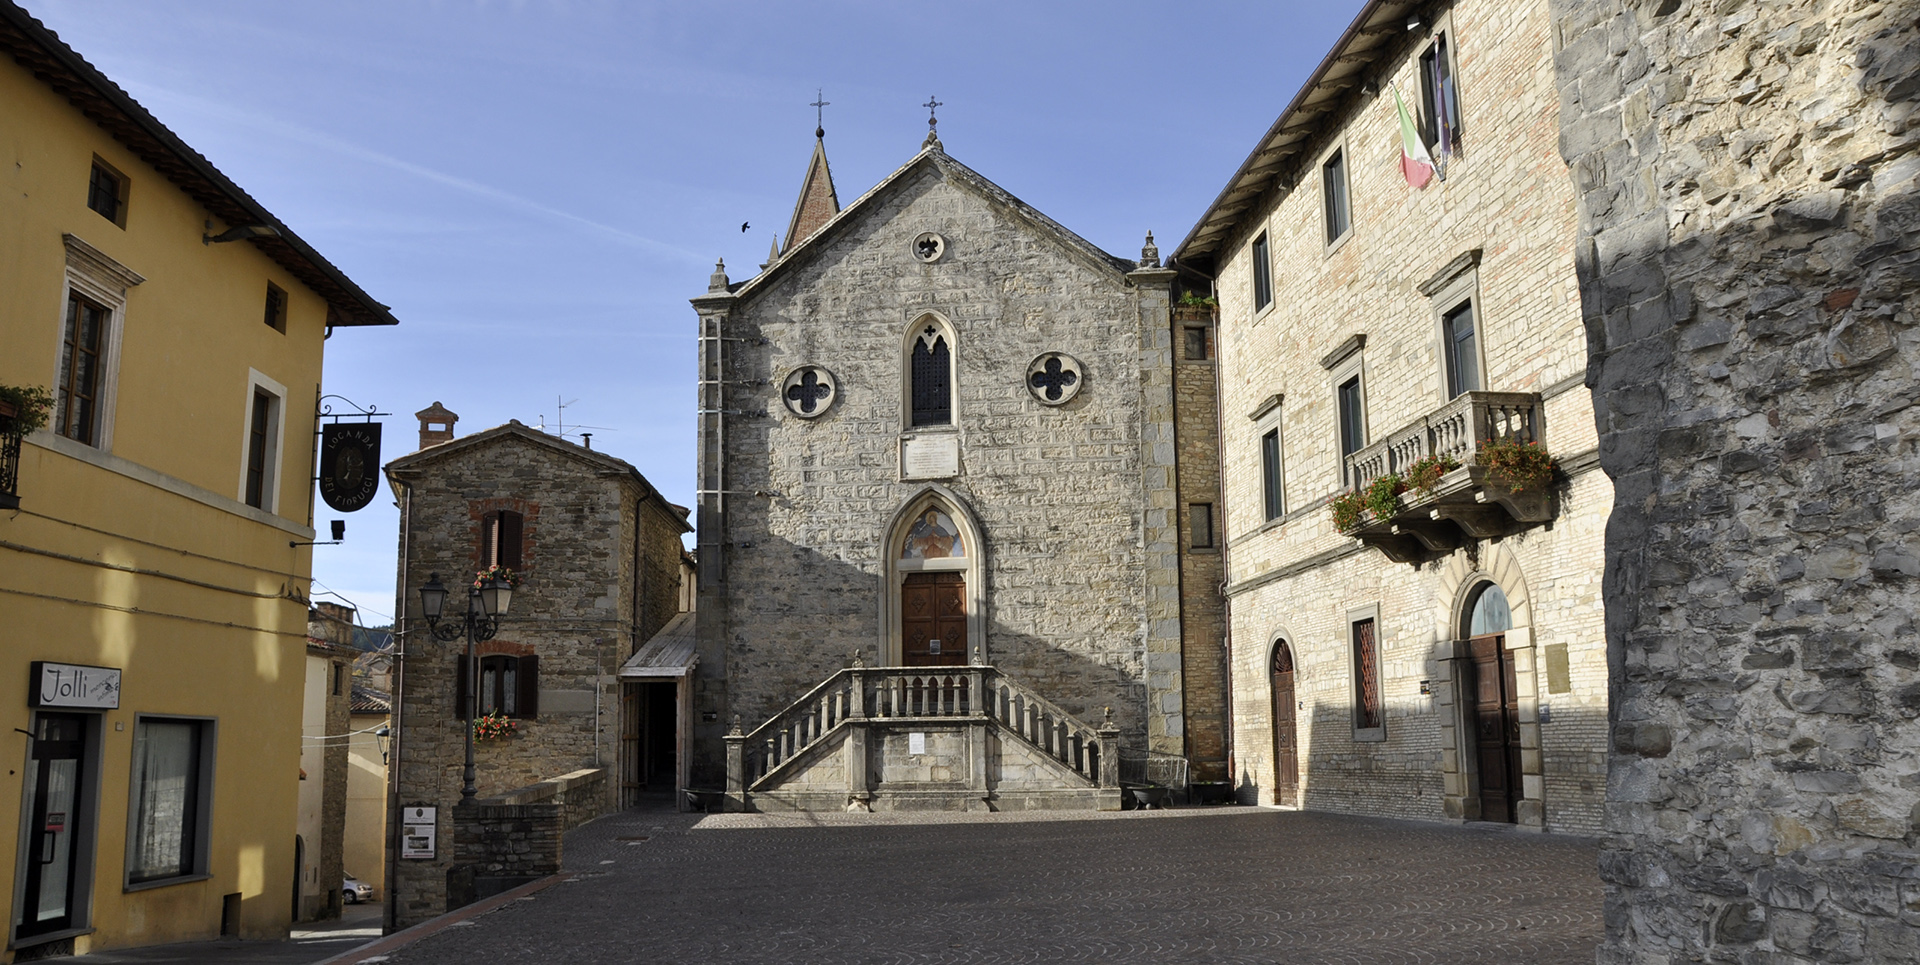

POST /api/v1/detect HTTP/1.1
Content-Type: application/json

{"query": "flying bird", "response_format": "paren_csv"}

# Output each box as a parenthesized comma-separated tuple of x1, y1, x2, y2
(741, 221, 750, 232)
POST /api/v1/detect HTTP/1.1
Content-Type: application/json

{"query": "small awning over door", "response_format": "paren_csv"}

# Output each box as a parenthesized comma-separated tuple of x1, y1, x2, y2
(619, 612, 698, 679)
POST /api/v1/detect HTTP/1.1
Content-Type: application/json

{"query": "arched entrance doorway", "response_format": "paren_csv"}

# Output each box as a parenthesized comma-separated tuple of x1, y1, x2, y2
(1463, 583, 1520, 823)
(1270, 640, 1298, 807)
(880, 490, 985, 666)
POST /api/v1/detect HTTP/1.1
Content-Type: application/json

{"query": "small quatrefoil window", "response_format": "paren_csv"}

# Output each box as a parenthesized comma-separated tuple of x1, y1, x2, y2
(1026, 353, 1085, 406)
(780, 366, 839, 419)
(912, 232, 946, 263)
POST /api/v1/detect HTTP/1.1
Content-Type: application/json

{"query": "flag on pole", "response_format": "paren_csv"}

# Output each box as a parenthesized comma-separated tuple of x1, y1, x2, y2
(1394, 85, 1435, 190)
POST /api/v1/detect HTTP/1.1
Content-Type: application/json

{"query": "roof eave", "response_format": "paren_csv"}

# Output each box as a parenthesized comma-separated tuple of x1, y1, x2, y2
(0, 1, 397, 327)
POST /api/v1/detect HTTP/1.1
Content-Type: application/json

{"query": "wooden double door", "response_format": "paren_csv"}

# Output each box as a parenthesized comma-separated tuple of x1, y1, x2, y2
(902, 572, 967, 667)
(1466, 634, 1521, 823)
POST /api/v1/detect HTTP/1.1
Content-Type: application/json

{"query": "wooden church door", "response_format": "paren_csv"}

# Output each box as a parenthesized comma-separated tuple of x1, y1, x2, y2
(1270, 642, 1298, 807)
(1467, 634, 1521, 822)
(902, 572, 966, 666)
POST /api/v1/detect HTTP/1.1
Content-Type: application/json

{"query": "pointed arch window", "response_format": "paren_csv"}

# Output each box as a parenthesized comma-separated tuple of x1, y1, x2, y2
(910, 323, 952, 427)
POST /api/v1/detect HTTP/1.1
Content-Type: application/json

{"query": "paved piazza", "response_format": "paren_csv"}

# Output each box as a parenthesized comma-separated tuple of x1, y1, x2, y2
(378, 806, 1601, 965)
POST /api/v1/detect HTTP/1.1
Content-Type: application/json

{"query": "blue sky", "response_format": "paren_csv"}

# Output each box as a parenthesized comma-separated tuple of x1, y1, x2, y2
(28, 0, 1365, 627)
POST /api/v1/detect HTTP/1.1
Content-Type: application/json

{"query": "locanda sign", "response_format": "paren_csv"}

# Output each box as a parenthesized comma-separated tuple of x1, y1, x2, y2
(319, 422, 382, 513)
(30, 661, 120, 709)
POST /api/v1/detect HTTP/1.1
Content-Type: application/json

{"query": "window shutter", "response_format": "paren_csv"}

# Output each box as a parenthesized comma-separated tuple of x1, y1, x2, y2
(499, 511, 523, 569)
(516, 654, 539, 719)
(454, 654, 470, 718)
(480, 514, 498, 567)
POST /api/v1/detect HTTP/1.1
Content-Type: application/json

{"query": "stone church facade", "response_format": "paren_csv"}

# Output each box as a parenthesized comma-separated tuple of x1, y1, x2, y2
(688, 126, 1229, 809)
(1175, 0, 1611, 834)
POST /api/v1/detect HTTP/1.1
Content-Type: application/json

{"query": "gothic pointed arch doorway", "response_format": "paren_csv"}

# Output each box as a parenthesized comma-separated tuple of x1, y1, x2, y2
(1270, 639, 1299, 807)
(879, 488, 986, 666)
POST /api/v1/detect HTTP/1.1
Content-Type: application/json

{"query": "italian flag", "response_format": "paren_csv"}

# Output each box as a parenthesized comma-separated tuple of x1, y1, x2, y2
(1394, 85, 1435, 189)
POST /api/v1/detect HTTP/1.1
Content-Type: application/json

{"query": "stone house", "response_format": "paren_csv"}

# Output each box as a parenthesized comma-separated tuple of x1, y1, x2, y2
(1172, 0, 1612, 833)
(688, 122, 1230, 810)
(1553, 0, 1920, 960)
(382, 407, 688, 925)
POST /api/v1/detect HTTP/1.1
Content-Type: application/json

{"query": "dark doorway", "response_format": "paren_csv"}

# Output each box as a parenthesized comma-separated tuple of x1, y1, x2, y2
(17, 713, 88, 941)
(622, 681, 680, 807)
(291, 835, 305, 923)
(1466, 634, 1520, 822)
(902, 572, 966, 667)
(1270, 642, 1298, 807)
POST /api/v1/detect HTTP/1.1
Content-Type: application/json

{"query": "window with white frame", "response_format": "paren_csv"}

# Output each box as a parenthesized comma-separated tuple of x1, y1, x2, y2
(54, 235, 141, 450)
(239, 370, 286, 513)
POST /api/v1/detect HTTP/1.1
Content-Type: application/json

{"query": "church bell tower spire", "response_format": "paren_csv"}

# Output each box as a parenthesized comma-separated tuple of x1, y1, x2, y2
(780, 90, 840, 258)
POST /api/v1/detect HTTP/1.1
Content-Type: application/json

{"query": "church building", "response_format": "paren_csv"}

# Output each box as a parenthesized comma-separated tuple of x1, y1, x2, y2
(688, 116, 1228, 811)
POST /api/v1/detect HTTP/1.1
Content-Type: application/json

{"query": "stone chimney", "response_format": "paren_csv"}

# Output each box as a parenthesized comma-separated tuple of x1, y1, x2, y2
(416, 401, 458, 449)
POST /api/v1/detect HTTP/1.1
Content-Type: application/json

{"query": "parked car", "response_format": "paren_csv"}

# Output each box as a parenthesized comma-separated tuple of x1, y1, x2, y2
(342, 875, 374, 904)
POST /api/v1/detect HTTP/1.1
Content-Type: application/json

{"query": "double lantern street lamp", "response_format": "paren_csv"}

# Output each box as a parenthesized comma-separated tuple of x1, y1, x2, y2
(419, 572, 513, 805)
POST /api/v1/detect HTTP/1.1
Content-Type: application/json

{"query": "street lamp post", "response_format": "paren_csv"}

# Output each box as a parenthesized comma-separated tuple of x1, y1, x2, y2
(419, 572, 513, 805)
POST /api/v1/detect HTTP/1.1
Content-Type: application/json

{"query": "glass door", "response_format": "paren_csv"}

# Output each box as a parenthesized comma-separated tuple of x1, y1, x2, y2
(17, 713, 87, 940)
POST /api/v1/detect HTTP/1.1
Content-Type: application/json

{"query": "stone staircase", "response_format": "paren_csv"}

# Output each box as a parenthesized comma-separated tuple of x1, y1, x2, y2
(724, 662, 1121, 812)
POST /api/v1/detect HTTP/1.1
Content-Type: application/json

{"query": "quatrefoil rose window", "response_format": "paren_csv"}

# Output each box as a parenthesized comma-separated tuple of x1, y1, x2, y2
(912, 232, 946, 263)
(1026, 353, 1084, 406)
(781, 366, 839, 419)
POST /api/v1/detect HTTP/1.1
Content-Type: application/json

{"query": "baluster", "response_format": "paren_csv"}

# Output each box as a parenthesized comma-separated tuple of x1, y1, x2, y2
(764, 736, 776, 770)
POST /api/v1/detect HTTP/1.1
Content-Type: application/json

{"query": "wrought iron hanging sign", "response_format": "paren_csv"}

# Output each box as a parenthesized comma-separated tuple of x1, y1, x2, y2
(319, 421, 382, 512)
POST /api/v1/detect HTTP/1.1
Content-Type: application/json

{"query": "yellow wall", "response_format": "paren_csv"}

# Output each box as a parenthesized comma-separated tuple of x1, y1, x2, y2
(343, 712, 388, 900)
(1, 48, 337, 957)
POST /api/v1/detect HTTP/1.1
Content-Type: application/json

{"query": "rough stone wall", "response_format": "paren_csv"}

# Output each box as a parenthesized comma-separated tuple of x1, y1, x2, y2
(1210, 0, 1610, 831)
(446, 802, 561, 908)
(698, 156, 1180, 780)
(1553, 0, 1920, 960)
(635, 499, 687, 650)
(321, 653, 350, 919)
(1173, 302, 1231, 781)
(386, 430, 675, 926)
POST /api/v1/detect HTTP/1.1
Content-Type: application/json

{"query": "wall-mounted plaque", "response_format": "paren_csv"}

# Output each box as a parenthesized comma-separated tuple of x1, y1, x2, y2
(900, 434, 960, 480)
(402, 806, 437, 859)
(29, 661, 120, 709)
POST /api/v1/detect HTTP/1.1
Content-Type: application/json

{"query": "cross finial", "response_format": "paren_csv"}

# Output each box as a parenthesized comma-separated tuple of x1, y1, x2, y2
(811, 89, 829, 138)
(922, 96, 944, 150)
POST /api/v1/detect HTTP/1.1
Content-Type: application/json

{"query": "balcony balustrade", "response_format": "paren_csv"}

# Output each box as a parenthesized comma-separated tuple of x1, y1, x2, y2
(1342, 391, 1554, 563)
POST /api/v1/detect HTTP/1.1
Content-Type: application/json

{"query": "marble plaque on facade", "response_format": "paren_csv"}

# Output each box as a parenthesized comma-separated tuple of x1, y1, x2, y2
(900, 434, 960, 480)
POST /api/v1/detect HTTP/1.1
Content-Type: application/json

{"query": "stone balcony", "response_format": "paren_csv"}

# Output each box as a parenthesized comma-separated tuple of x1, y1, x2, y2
(1343, 391, 1554, 564)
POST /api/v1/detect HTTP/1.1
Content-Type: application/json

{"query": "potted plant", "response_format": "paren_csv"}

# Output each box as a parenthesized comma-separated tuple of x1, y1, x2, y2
(1360, 473, 1405, 521)
(0, 384, 54, 435)
(473, 710, 518, 741)
(1476, 439, 1557, 494)
(1405, 454, 1462, 498)
(1329, 490, 1367, 532)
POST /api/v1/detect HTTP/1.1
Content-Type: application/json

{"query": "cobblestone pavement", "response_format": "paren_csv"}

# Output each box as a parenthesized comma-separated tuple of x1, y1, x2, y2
(370, 805, 1601, 965)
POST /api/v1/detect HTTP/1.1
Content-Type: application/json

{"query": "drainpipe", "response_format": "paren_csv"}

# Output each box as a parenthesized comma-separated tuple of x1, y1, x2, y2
(383, 480, 410, 935)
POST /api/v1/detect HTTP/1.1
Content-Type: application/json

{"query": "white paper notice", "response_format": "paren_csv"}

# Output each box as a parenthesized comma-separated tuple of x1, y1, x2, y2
(908, 732, 926, 755)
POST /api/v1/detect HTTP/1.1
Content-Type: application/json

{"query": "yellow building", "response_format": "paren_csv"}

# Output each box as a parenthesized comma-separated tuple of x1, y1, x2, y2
(0, 4, 396, 958)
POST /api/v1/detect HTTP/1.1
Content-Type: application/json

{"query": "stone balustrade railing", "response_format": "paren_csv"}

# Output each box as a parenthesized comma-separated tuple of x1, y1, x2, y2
(726, 663, 1119, 808)
(1348, 390, 1541, 491)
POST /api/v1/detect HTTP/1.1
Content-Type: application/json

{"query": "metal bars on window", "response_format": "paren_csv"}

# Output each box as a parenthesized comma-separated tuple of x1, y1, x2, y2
(1353, 617, 1381, 730)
